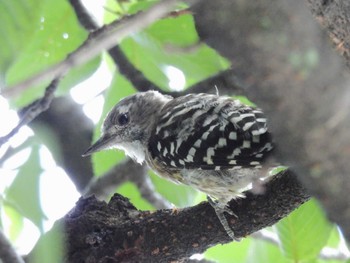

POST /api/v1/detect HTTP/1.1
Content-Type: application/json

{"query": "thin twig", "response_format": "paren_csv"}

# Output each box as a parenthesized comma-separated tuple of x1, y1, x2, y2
(3, 0, 198, 98)
(0, 229, 24, 263)
(0, 78, 59, 148)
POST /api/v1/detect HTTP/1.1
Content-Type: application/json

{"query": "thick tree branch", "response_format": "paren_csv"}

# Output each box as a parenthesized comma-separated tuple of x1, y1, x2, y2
(191, 0, 350, 239)
(31, 170, 308, 262)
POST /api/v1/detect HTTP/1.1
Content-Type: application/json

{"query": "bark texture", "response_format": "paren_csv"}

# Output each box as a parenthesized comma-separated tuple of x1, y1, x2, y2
(45, 171, 308, 262)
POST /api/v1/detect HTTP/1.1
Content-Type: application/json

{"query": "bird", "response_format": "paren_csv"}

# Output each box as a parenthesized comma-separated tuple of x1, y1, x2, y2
(83, 90, 274, 239)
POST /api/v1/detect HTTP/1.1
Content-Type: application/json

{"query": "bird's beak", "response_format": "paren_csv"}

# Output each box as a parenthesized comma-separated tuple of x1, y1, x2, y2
(82, 133, 114, 157)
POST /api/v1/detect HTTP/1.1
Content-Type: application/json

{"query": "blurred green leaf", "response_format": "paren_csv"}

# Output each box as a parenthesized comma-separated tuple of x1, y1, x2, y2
(5, 145, 45, 231)
(127, 1, 158, 15)
(246, 239, 288, 263)
(326, 226, 341, 248)
(29, 222, 64, 263)
(5, 0, 100, 107)
(276, 199, 333, 262)
(205, 238, 251, 263)
(150, 171, 204, 208)
(117, 182, 154, 210)
(3, 204, 24, 242)
(0, 0, 44, 75)
(318, 227, 347, 263)
(147, 14, 199, 46)
(104, 0, 161, 22)
(92, 73, 136, 176)
(233, 95, 257, 107)
(121, 15, 229, 91)
(104, 0, 122, 24)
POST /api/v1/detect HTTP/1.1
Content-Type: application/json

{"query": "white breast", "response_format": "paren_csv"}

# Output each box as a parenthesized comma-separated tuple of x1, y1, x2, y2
(116, 141, 146, 164)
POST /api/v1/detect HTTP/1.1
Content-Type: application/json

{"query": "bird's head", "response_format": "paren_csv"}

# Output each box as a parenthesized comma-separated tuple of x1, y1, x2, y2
(82, 91, 172, 163)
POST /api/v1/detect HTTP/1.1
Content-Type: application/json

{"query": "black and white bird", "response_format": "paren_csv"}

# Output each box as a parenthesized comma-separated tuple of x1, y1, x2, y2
(83, 91, 274, 239)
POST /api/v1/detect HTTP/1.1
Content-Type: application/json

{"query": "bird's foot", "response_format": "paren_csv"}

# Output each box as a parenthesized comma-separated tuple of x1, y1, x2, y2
(207, 196, 241, 241)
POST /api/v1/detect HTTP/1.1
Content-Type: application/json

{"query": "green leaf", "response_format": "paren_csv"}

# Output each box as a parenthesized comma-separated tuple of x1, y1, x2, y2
(104, 0, 158, 23)
(146, 14, 199, 46)
(5, 145, 45, 231)
(0, 0, 44, 75)
(117, 182, 154, 210)
(127, 1, 159, 15)
(325, 226, 341, 248)
(276, 199, 333, 262)
(3, 204, 24, 242)
(91, 73, 136, 176)
(150, 172, 204, 208)
(29, 222, 64, 263)
(205, 238, 251, 263)
(318, 227, 347, 263)
(5, 0, 100, 107)
(120, 15, 229, 91)
(246, 239, 289, 263)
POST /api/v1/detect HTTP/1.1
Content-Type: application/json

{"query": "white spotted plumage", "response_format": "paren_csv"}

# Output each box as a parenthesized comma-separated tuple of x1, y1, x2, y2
(150, 93, 271, 167)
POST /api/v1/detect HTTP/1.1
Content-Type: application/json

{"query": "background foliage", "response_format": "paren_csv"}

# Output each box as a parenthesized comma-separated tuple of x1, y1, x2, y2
(0, 0, 347, 262)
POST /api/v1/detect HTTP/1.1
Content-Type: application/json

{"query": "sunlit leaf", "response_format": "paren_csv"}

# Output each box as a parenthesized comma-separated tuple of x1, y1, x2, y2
(276, 199, 333, 261)
(3, 204, 24, 242)
(29, 222, 64, 263)
(246, 239, 288, 263)
(120, 14, 229, 91)
(5, 0, 100, 107)
(205, 238, 251, 263)
(0, 0, 44, 75)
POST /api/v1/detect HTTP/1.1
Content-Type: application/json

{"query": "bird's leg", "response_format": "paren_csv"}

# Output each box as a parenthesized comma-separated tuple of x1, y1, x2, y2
(207, 196, 241, 241)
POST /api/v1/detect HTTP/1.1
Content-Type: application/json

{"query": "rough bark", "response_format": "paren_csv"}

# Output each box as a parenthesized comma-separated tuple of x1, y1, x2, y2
(28, 171, 307, 262)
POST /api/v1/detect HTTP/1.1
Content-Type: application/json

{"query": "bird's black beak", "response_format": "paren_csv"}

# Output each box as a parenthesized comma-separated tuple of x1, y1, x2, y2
(82, 134, 114, 157)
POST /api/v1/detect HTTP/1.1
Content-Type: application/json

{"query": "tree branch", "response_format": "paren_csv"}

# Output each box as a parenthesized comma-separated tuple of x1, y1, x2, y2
(3, 0, 198, 98)
(0, 78, 59, 148)
(47, 170, 309, 262)
(71, 0, 247, 101)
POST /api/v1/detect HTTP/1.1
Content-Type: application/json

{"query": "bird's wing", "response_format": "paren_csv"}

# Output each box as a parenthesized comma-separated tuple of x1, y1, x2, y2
(149, 94, 273, 170)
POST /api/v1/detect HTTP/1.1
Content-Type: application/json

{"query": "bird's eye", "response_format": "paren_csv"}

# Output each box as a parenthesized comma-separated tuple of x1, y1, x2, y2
(118, 113, 129, 126)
